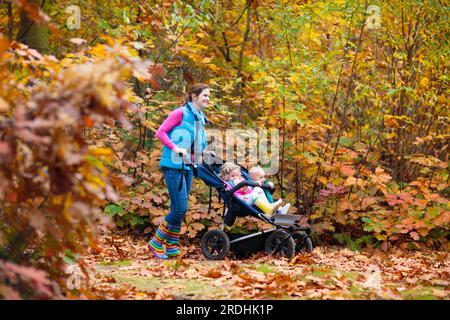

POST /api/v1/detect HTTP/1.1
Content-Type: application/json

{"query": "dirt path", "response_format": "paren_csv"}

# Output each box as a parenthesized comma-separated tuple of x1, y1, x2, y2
(80, 230, 449, 300)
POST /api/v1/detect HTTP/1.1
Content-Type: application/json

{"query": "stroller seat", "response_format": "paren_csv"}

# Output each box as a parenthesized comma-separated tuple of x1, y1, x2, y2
(193, 159, 313, 260)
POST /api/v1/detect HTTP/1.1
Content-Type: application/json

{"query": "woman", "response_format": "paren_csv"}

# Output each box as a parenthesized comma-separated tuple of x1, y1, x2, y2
(148, 83, 212, 259)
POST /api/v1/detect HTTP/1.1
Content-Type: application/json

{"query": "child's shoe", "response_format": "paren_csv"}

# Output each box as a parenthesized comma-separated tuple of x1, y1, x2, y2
(270, 199, 283, 217)
(277, 203, 291, 215)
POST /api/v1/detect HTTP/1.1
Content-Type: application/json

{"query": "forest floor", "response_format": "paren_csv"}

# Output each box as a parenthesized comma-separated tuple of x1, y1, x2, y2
(81, 228, 449, 300)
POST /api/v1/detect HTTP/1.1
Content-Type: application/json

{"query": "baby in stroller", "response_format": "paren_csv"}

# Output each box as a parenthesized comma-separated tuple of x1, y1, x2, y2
(248, 165, 291, 214)
(219, 162, 291, 219)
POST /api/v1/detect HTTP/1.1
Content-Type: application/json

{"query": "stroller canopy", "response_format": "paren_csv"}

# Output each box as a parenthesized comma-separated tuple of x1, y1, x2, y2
(194, 162, 226, 188)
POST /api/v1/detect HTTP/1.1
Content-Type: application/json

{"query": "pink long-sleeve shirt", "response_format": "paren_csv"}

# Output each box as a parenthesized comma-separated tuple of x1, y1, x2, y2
(155, 108, 184, 150)
(156, 108, 198, 161)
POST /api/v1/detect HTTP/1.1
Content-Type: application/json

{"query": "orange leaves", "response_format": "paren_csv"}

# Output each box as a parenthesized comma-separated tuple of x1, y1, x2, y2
(149, 63, 166, 78)
(186, 222, 205, 238)
(384, 115, 400, 128)
(0, 37, 9, 57)
(77, 229, 450, 300)
(340, 165, 355, 177)
(0, 40, 166, 298)
(314, 154, 447, 244)
(290, 254, 316, 265)
(204, 268, 222, 279)
(148, 63, 166, 90)
(368, 167, 392, 195)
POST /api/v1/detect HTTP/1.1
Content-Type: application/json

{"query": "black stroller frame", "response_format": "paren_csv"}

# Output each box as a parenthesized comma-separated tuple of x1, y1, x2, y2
(182, 154, 313, 260)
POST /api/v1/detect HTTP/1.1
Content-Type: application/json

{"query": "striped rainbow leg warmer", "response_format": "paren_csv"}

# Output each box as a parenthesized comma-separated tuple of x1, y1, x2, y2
(148, 221, 170, 259)
(163, 222, 182, 257)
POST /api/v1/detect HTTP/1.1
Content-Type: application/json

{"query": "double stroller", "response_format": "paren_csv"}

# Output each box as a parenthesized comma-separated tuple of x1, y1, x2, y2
(189, 156, 313, 260)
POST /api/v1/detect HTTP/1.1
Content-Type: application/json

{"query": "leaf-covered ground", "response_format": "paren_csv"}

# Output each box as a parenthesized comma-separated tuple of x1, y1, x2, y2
(81, 230, 449, 300)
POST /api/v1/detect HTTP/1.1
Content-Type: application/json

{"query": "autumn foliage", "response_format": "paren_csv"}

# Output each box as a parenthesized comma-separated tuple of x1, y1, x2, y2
(0, 0, 448, 299)
(0, 34, 159, 297)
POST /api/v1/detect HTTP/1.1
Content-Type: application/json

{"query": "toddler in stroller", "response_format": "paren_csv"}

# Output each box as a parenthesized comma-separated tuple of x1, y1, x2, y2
(248, 165, 291, 214)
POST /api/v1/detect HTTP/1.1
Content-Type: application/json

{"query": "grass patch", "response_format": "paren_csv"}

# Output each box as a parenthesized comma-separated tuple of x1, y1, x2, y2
(400, 286, 447, 300)
(98, 259, 131, 267)
(342, 271, 359, 281)
(112, 274, 230, 299)
(311, 267, 335, 277)
(255, 264, 274, 274)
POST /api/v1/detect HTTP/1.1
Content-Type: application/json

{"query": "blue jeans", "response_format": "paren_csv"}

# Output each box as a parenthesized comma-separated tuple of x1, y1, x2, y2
(162, 166, 194, 228)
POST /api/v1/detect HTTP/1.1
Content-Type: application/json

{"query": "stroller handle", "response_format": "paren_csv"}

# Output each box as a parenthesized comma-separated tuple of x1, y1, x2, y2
(227, 180, 272, 196)
(179, 151, 218, 168)
(178, 152, 197, 168)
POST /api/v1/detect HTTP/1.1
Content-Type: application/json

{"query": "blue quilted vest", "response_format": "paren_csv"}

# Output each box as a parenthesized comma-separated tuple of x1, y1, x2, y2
(159, 102, 208, 171)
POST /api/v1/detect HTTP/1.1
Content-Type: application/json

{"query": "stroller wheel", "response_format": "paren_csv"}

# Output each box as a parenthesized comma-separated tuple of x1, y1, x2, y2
(292, 232, 313, 253)
(264, 230, 295, 258)
(201, 230, 230, 260)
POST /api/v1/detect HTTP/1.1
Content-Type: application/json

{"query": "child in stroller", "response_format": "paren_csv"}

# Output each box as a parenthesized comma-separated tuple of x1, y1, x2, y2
(192, 157, 313, 260)
(219, 162, 289, 220)
(248, 166, 291, 214)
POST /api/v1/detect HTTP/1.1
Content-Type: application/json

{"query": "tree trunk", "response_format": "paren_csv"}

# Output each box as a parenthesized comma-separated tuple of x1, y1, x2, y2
(16, 0, 50, 54)
(7, 1, 13, 41)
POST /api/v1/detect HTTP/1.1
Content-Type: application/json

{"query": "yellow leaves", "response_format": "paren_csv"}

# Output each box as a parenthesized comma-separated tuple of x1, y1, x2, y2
(201, 56, 213, 64)
(89, 146, 113, 157)
(384, 115, 415, 129)
(375, 234, 387, 241)
(409, 155, 443, 168)
(299, 24, 322, 46)
(63, 193, 75, 223)
(206, 63, 219, 72)
(318, 176, 328, 184)
(288, 73, 301, 84)
(89, 44, 108, 59)
(419, 77, 429, 89)
(437, 94, 448, 104)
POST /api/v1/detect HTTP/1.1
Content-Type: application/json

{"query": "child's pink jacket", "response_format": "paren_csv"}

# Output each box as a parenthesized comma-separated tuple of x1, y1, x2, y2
(223, 179, 253, 196)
